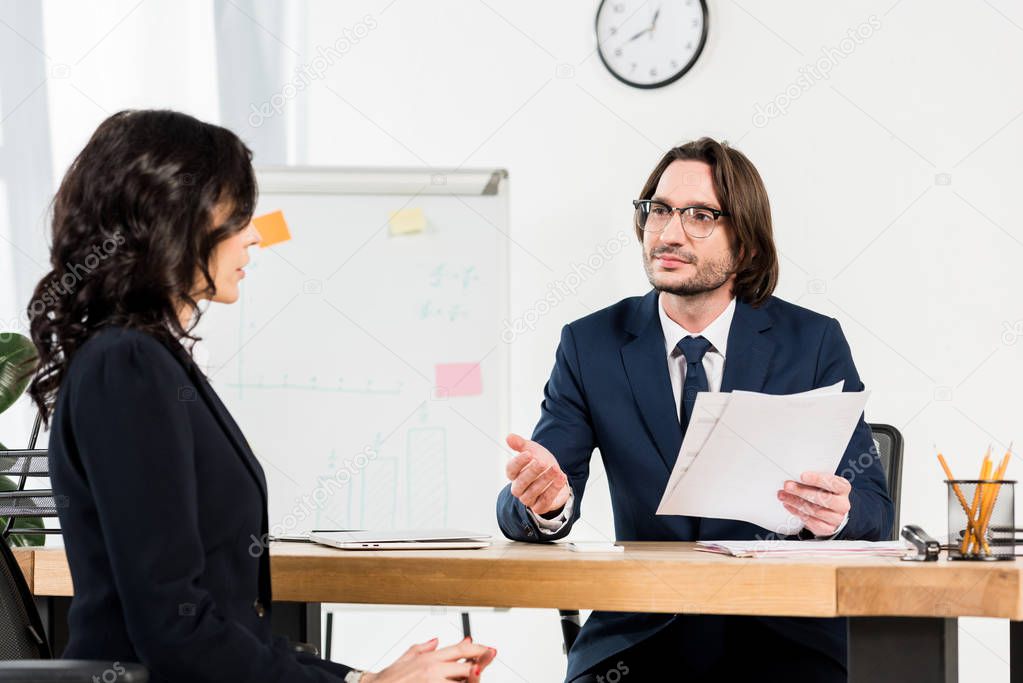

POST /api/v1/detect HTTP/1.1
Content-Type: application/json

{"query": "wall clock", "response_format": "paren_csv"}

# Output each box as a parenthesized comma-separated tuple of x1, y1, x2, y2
(595, 0, 709, 89)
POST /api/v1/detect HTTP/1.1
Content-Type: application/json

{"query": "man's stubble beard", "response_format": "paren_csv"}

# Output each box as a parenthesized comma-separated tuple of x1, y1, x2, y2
(643, 248, 737, 297)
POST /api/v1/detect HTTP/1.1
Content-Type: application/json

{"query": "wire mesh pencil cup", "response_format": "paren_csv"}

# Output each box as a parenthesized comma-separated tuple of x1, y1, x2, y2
(947, 479, 1015, 561)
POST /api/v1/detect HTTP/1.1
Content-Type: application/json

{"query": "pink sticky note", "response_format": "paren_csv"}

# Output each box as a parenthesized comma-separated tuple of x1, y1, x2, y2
(435, 362, 483, 398)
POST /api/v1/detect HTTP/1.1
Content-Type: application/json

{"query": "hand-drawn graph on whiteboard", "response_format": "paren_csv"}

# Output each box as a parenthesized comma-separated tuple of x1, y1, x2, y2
(193, 168, 509, 534)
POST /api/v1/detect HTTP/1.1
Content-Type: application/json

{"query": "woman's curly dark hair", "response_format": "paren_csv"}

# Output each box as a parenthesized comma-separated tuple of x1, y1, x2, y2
(28, 109, 257, 422)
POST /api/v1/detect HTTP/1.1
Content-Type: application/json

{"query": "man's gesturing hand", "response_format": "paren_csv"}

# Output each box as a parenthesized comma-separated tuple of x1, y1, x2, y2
(505, 433, 571, 516)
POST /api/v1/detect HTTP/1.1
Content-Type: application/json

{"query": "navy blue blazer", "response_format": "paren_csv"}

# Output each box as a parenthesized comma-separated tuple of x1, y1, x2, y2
(48, 327, 352, 683)
(496, 291, 893, 680)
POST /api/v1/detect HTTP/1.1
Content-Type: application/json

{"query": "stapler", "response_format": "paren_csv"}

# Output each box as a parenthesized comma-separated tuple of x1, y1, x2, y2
(901, 524, 940, 561)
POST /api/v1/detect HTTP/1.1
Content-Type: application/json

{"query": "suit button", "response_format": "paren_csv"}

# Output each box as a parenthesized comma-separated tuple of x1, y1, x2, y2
(253, 600, 266, 618)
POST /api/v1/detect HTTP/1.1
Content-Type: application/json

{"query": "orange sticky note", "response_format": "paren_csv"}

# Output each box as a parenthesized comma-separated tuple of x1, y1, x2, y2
(434, 362, 483, 398)
(254, 210, 291, 248)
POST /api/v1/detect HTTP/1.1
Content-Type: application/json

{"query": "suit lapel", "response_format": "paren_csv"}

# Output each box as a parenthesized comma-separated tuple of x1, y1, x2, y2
(720, 299, 775, 393)
(621, 291, 682, 472)
(184, 360, 269, 505)
(621, 292, 777, 473)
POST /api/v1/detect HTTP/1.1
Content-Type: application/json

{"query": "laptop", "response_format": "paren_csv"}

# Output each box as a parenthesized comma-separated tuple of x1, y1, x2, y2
(309, 529, 491, 550)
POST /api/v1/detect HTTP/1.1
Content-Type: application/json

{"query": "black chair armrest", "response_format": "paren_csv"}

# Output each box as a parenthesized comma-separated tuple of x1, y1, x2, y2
(292, 641, 319, 657)
(558, 609, 582, 653)
(0, 660, 148, 682)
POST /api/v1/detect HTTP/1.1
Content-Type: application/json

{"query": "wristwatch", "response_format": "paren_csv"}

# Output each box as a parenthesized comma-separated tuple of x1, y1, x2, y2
(344, 671, 365, 683)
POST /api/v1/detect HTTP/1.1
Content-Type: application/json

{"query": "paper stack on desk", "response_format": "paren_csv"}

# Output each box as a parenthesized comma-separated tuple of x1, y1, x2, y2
(656, 380, 869, 535)
(695, 540, 909, 558)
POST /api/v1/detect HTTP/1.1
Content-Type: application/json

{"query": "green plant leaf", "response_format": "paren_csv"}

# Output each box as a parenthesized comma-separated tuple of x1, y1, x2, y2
(0, 334, 48, 547)
(0, 333, 38, 417)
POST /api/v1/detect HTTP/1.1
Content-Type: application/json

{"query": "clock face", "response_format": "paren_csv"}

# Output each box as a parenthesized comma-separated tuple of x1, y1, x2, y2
(595, 0, 709, 89)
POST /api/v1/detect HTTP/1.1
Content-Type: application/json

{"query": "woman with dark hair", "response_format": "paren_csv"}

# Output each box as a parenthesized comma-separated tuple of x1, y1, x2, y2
(28, 110, 496, 683)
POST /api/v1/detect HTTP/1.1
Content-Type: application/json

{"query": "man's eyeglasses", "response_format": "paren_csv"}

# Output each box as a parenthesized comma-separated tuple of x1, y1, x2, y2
(633, 199, 729, 239)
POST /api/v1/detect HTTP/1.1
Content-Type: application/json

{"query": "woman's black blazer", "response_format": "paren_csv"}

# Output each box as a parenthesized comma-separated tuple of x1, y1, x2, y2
(48, 326, 352, 682)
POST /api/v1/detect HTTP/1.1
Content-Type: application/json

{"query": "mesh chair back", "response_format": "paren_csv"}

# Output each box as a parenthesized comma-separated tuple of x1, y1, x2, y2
(0, 536, 50, 659)
(868, 423, 904, 540)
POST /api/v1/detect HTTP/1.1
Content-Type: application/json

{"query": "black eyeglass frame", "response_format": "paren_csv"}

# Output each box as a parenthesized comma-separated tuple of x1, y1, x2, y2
(632, 199, 730, 238)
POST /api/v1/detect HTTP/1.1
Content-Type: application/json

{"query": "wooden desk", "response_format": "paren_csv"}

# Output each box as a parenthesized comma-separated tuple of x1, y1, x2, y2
(16, 541, 1021, 682)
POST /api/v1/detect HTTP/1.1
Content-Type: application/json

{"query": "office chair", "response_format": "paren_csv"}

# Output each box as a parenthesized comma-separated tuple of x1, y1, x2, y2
(554, 422, 906, 655)
(867, 423, 903, 541)
(0, 412, 150, 680)
(0, 530, 150, 681)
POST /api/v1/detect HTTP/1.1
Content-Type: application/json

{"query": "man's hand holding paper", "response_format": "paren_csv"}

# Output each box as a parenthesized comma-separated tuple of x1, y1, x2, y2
(656, 381, 869, 536)
(778, 471, 853, 537)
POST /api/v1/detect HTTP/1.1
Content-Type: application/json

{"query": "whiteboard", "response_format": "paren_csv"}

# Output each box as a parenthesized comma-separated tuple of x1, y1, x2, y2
(194, 167, 509, 536)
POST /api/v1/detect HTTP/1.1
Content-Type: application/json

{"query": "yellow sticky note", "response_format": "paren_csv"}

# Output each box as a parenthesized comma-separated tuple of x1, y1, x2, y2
(388, 208, 426, 236)
(254, 210, 291, 248)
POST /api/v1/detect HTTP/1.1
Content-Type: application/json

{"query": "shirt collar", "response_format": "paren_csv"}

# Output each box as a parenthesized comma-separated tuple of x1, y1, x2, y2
(658, 292, 736, 358)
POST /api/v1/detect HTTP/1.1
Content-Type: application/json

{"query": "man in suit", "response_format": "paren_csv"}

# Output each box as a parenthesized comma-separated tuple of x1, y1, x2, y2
(496, 137, 893, 682)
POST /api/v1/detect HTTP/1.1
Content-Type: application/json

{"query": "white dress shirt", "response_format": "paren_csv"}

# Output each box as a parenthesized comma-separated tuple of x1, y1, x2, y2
(529, 293, 846, 538)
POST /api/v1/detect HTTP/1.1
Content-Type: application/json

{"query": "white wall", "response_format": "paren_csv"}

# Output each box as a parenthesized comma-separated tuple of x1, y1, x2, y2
(4, 0, 1021, 680)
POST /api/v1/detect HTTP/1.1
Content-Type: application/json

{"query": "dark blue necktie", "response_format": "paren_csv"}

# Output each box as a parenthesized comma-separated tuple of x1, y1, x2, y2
(677, 335, 712, 433)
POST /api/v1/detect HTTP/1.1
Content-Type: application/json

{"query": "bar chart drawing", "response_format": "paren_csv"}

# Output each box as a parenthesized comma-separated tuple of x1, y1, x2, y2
(360, 457, 399, 529)
(406, 426, 448, 527)
(313, 449, 353, 531)
(314, 463, 354, 531)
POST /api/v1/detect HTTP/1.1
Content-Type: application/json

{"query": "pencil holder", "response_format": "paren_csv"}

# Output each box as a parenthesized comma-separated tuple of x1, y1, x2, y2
(946, 479, 1015, 561)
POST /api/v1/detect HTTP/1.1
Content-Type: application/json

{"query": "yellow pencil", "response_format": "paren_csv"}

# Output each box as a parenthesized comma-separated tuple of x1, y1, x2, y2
(962, 456, 991, 554)
(975, 448, 1012, 555)
(968, 448, 992, 553)
(937, 452, 982, 555)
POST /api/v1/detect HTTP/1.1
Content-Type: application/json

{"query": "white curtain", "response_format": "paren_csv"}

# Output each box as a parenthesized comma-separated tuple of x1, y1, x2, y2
(0, 0, 299, 447)
(0, 0, 53, 448)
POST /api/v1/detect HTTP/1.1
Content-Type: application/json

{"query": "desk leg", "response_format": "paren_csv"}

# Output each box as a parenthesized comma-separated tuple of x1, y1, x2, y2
(1011, 621, 1023, 683)
(848, 617, 957, 683)
(271, 601, 322, 651)
(34, 595, 71, 657)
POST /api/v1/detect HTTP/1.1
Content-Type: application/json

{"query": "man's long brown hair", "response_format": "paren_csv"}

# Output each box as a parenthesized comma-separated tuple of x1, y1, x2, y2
(635, 137, 779, 307)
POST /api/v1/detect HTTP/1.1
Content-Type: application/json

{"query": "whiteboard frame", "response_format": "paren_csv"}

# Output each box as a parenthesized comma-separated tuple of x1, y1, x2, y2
(256, 166, 508, 196)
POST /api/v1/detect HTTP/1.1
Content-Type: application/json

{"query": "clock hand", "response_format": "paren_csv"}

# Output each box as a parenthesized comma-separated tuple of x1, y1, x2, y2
(625, 7, 660, 46)
(627, 26, 652, 42)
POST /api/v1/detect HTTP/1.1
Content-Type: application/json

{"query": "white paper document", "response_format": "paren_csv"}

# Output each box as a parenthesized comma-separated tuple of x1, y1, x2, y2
(656, 381, 869, 535)
(663, 381, 847, 500)
(695, 540, 908, 558)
